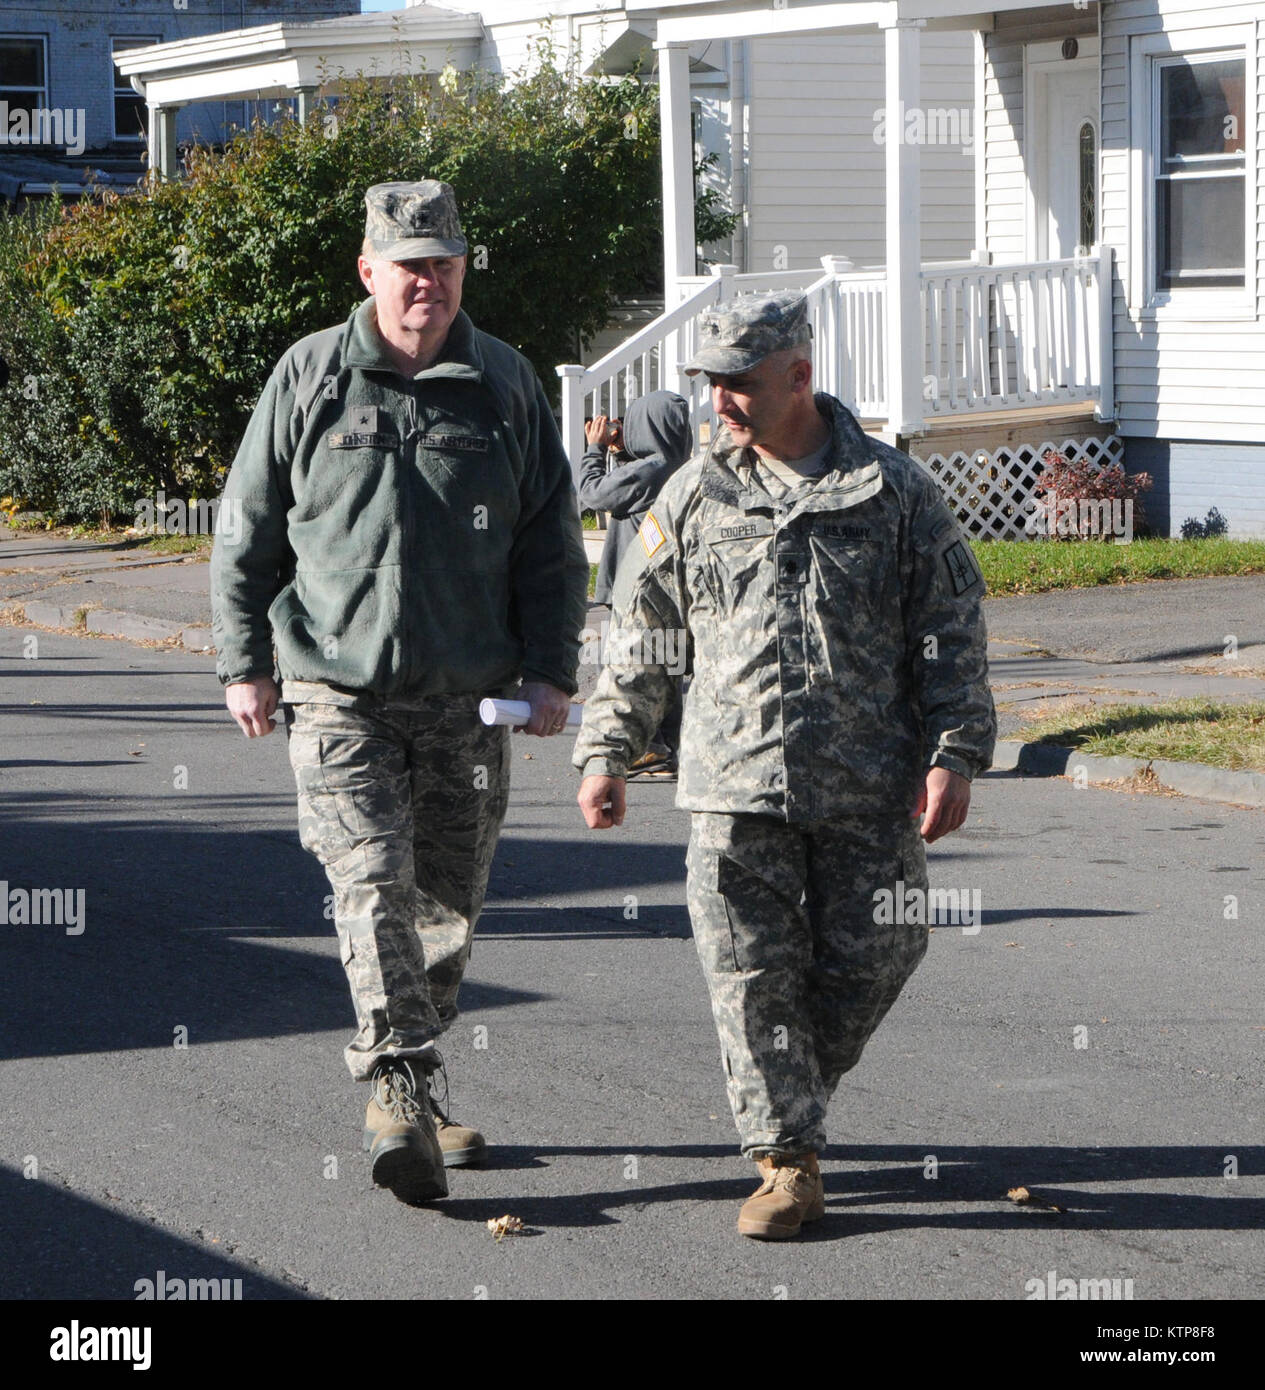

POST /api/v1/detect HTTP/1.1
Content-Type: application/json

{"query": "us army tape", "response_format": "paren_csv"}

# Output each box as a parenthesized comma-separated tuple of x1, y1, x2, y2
(478, 699, 583, 729)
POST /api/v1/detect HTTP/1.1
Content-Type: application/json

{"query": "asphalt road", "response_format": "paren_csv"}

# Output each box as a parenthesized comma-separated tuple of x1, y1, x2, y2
(1, 627, 1262, 1301)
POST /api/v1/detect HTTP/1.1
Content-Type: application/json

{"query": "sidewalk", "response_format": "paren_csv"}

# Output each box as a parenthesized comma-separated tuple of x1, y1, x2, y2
(4, 530, 1265, 727)
(0, 534, 214, 649)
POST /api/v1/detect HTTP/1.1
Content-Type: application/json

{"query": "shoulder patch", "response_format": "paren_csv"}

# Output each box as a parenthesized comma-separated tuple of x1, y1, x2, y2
(943, 539, 982, 596)
(639, 511, 667, 559)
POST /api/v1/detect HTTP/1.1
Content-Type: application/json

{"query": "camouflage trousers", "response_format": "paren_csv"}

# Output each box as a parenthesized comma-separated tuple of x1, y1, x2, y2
(284, 689, 510, 1082)
(685, 810, 929, 1159)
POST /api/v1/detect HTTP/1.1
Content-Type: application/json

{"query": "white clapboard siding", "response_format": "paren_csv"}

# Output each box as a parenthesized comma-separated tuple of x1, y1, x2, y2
(1101, 0, 1265, 444)
(746, 29, 977, 272)
(439, 0, 575, 75)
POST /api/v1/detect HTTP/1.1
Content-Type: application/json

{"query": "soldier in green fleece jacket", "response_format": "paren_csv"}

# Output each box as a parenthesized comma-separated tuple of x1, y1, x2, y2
(210, 180, 589, 1206)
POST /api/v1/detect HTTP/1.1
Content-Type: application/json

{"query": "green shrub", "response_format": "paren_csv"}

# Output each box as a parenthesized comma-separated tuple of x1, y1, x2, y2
(0, 54, 734, 524)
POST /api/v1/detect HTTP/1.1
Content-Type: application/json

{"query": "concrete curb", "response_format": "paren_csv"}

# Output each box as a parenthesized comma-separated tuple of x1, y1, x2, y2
(991, 739, 1265, 809)
(85, 609, 184, 643)
(16, 601, 213, 652)
(21, 601, 85, 630)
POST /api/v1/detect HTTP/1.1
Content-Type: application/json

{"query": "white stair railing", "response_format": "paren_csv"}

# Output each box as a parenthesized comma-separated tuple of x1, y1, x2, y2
(558, 257, 890, 480)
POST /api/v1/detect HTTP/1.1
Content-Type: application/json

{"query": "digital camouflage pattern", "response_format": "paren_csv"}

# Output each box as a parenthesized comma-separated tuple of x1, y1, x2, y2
(683, 291, 812, 377)
(364, 179, 468, 261)
(687, 810, 929, 1157)
(575, 367, 996, 1158)
(573, 391, 997, 820)
(285, 688, 509, 1082)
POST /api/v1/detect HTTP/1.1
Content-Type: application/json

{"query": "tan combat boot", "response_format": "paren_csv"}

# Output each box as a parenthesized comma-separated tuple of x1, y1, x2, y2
(429, 1094, 487, 1168)
(422, 1054, 487, 1168)
(362, 1059, 448, 1203)
(737, 1152, 825, 1239)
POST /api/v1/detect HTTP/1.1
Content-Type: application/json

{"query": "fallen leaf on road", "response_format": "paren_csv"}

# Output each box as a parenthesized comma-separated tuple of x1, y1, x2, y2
(487, 1214, 524, 1242)
(1007, 1186, 1064, 1214)
(1005, 941, 1020, 947)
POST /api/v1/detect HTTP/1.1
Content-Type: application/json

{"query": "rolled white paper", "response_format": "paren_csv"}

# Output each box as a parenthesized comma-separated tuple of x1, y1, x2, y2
(478, 698, 584, 729)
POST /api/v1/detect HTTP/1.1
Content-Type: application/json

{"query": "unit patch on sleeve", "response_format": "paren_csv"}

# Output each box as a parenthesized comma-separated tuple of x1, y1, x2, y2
(943, 539, 982, 595)
(639, 511, 667, 559)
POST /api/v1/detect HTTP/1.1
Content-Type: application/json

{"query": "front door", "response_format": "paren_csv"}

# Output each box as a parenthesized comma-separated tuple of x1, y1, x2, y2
(1029, 46, 1100, 259)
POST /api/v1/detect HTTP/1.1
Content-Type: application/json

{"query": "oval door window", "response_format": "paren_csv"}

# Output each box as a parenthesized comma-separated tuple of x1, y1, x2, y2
(1079, 120, 1097, 250)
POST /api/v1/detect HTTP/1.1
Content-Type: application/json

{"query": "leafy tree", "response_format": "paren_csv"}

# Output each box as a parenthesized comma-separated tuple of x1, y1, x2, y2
(0, 53, 735, 523)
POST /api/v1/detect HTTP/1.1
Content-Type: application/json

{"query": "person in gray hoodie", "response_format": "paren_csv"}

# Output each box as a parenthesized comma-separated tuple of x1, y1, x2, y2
(578, 389, 692, 772)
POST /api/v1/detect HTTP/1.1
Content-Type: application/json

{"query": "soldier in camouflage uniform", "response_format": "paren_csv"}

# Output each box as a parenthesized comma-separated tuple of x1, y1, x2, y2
(211, 181, 589, 1205)
(575, 292, 995, 1239)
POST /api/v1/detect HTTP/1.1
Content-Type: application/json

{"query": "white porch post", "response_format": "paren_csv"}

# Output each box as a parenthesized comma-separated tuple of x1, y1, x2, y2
(295, 85, 318, 124)
(883, 18, 924, 437)
(557, 363, 587, 491)
(656, 41, 694, 394)
(148, 104, 181, 179)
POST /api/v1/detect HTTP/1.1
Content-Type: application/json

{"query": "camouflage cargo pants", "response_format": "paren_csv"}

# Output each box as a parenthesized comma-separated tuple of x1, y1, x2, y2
(284, 689, 510, 1081)
(685, 810, 929, 1159)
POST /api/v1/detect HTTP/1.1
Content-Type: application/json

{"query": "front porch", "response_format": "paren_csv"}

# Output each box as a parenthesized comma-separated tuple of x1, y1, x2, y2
(561, 0, 1118, 541)
(560, 248, 1116, 540)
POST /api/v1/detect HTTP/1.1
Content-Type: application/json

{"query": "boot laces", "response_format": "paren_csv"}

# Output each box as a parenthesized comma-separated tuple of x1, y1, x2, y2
(760, 1157, 814, 1194)
(373, 1059, 426, 1125)
(426, 1051, 452, 1126)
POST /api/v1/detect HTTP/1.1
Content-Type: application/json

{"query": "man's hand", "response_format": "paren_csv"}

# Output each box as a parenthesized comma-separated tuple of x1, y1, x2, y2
(578, 774, 626, 829)
(226, 676, 279, 738)
(911, 766, 971, 843)
(517, 681, 573, 737)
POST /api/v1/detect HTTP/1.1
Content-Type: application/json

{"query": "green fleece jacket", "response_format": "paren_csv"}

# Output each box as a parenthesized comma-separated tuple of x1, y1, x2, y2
(210, 298, 590, 697)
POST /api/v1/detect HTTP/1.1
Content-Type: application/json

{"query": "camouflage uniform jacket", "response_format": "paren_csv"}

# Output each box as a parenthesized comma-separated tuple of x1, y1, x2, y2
(573, 393, 996, 822)
(210, 298, 590, 697)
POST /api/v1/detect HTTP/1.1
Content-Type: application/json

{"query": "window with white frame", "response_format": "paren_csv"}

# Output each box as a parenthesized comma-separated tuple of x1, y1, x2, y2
(0, 35, 48, 124)
(1153, 50, 1247, 293)
(112, 37, 158, 141)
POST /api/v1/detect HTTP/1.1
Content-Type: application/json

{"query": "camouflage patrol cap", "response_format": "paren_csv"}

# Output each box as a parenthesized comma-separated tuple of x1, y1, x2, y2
(683, 291, 812, 376)
(363, 179, 468, 261)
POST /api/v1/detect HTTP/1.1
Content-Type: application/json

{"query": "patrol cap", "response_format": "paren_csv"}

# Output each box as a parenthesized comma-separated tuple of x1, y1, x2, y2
(683, 291, 812, 376)
(363, 179, 468, 261)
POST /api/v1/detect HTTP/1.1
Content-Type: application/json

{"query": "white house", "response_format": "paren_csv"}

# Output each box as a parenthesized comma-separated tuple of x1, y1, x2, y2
(113, 0, 1265, 537)
(570, 0, 1265, 539)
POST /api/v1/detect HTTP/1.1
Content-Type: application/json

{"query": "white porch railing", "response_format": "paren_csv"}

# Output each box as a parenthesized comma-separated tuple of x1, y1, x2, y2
(921, 252, 1114, 419)
(557, 249, 1114, 481)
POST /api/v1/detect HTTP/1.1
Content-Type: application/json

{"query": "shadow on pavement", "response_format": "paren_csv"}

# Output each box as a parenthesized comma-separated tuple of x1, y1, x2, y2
(0, 1163, 310, 1299)
(0, 795, 549, 1061)
(433, 1143, 1265, 1238)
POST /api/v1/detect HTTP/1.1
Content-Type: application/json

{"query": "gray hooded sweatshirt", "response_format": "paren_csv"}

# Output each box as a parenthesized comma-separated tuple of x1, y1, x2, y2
(577, 390, 692, 605)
